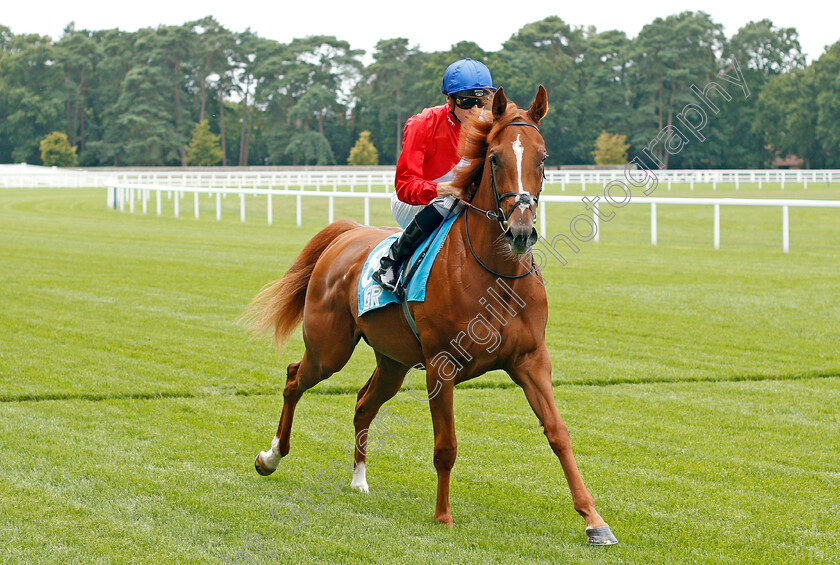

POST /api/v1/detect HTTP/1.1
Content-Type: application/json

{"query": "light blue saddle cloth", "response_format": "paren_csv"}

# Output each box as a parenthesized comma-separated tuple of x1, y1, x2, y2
(357, 212, 460, 316)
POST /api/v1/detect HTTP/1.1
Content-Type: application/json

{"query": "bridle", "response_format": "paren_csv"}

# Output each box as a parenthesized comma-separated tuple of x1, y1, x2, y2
(462, 120, 545, 280)
(462, 121, 543, 231)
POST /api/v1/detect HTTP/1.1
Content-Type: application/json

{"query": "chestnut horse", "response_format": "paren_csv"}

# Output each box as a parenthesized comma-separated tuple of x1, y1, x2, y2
(245, 86, 618, 545)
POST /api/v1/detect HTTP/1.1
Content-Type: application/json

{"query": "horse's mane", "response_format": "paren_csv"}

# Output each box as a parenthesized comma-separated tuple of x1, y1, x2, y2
(453, 102, 524, 201)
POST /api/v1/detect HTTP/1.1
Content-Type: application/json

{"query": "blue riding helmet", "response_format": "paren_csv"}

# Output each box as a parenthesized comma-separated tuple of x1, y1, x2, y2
(440, 58, 496, 97)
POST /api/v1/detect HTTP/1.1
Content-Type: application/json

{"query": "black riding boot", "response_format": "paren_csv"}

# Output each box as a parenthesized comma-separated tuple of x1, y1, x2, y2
(373, 205, 445, 292)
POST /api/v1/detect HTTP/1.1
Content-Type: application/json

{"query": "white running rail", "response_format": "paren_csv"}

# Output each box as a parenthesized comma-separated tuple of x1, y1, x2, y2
(537, 195, 840, 253)
(109, 183, 840, 254)
(108, 184, 393, 228)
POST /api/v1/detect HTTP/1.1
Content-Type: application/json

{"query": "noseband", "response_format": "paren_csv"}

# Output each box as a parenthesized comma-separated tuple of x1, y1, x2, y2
(462, 120, 544, 280)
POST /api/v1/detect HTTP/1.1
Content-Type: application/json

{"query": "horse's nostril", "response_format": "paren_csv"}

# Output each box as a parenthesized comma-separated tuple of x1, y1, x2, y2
(505, 226, 536, 252)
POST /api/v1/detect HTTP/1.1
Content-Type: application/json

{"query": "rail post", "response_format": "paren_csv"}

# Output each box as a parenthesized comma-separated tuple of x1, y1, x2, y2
(782, 205, 789, 253)
(651, 202, 657, 246)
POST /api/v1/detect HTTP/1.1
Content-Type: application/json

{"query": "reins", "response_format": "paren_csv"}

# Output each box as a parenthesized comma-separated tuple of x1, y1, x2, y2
(462, 120, 544, 280)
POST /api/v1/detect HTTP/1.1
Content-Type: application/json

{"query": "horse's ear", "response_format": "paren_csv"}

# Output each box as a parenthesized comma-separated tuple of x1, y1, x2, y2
(528, 85, 548, 125)
(492, 87, 507, 120)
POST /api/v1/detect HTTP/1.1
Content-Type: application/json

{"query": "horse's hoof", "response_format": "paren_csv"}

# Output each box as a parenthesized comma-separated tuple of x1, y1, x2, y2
(350, 462, 368, 493)
(254, 453, 275, 476)
(586, 526, 618, 546)
(433, 515, 454, 528)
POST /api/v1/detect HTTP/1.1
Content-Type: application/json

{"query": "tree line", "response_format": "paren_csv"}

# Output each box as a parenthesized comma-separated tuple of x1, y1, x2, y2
(1, 13, 838, 169)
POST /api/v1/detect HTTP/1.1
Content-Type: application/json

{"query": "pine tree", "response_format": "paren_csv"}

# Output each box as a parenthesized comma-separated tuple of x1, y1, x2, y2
(40, 132, 78, 167)
(347, 131, 379, 166)
(187, 120, 223, 166)
(592, 131, 629, 165)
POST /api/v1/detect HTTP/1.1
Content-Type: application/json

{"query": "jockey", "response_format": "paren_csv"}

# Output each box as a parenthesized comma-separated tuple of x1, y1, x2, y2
(372, 58, 495, 292)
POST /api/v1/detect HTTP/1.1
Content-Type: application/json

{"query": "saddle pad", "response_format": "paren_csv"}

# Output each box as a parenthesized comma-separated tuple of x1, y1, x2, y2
(357, 211, 460, 316)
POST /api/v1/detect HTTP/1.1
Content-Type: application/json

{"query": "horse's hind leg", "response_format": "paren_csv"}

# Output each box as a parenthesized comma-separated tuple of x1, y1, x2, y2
(349, 354, 409, 492)
(254, 360, 303, 475)
(255, 317, 357, 475)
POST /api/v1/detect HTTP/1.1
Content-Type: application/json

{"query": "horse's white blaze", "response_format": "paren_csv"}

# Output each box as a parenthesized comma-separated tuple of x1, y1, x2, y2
(259, 435, 283, 471)
(511, 134, 528, 212)
(512, 134, 525, 193)
(512, 134, 529, 212)
(350, 461, 369, 493)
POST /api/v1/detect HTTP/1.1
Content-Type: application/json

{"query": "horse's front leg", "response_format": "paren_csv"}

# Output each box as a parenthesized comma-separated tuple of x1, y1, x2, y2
(508, 345, 618, 545)
(426, 368, 457, 526)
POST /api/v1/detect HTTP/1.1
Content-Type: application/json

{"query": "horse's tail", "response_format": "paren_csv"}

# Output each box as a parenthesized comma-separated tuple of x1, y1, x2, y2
(242, 220, 360, 353)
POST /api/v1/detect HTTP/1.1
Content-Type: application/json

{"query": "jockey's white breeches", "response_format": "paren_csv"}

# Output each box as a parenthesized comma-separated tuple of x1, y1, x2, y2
(391, 194, 458, 229)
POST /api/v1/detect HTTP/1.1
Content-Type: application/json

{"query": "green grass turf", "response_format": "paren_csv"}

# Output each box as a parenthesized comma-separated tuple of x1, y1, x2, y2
(1, 187, 838, 563)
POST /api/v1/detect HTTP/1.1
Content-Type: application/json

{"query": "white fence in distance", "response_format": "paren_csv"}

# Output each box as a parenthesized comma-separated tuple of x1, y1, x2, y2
(109, 183, 840, 254)
(3, 169, 395, 190)
(545, 168, 838, 191)
(3, 166, 840, 190)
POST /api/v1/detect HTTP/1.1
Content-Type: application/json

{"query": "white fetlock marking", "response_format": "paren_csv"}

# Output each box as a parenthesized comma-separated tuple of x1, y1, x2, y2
(259, 436, 283, 470)
(350, 461, 369, 493)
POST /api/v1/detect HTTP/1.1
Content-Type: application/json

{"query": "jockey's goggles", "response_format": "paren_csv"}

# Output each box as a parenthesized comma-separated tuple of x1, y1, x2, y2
(452, 94, 490, 110)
